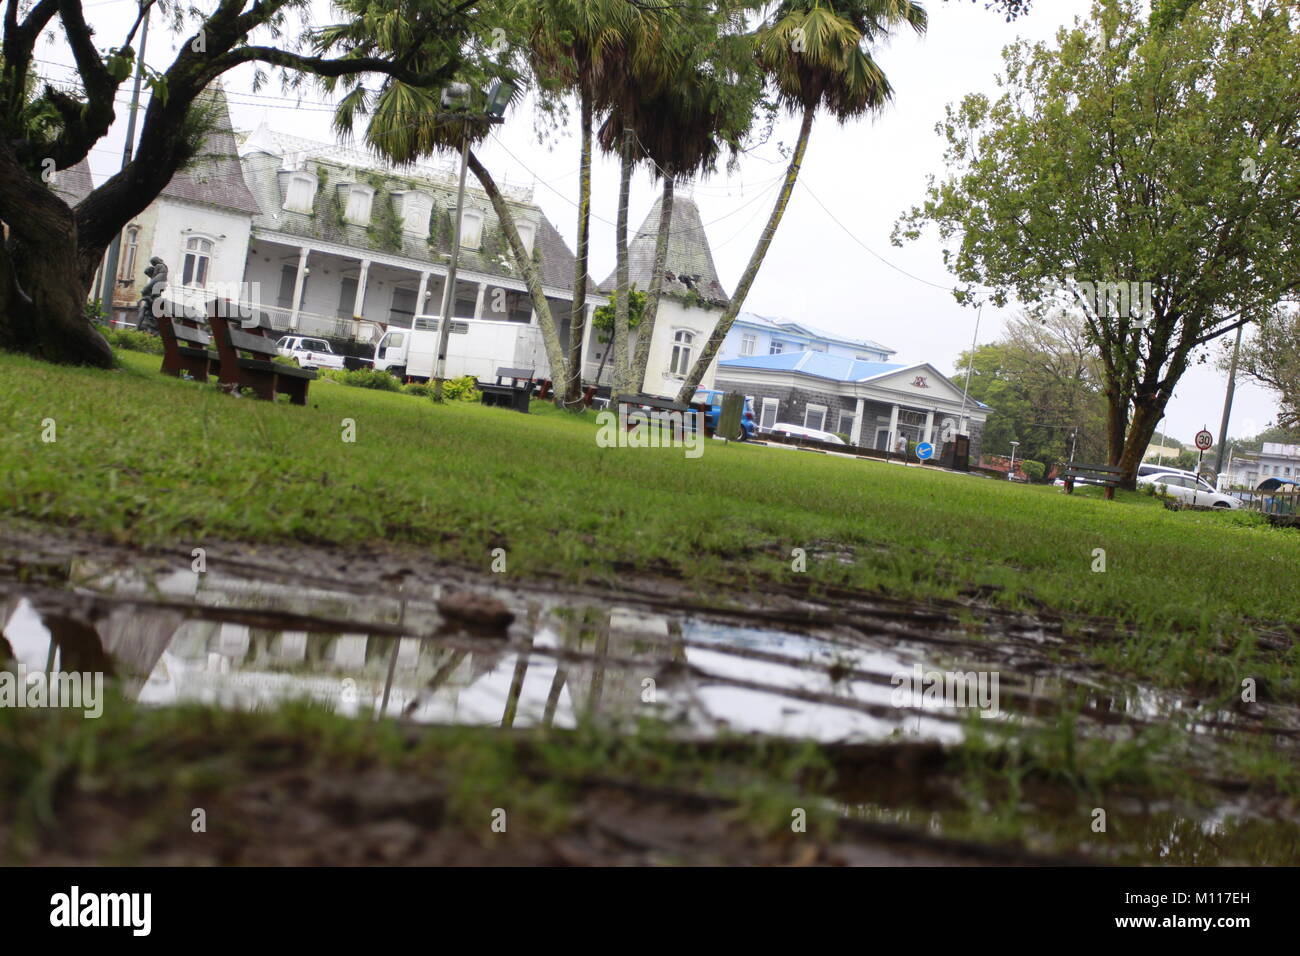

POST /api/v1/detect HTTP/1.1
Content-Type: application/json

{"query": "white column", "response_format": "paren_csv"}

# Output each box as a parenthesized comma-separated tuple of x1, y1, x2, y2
(352, 259, 370, 338)
(888, 404, 900, 451)
(581, 302, 597, 382)
(473, 282, 487, 320)
(924, 409, 935, 444)
(353, 260, 370, 319)
(414, 271, 430, 322)
(288, 246, 309, 330)
(850, 397, 865, 447)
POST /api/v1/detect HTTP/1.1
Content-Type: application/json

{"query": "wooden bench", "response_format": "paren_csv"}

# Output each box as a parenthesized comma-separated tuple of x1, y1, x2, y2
(614, 393, 705, 438)
(156, 301, 218, 382)
(582, 384, 612, 409)
(1060, 461, 1125, 500)
(206, 300, 317, 405)
(477, 366, 534, 413)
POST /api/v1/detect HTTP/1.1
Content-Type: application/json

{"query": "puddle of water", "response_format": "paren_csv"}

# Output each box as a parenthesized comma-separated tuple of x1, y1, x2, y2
(3, 544, 1299, 863)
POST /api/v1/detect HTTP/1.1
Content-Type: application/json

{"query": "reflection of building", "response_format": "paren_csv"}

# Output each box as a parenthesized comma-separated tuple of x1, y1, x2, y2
(715, 351, 988, 455)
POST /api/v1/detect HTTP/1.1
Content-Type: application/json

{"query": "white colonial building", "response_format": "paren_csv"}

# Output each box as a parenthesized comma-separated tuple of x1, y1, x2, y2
(100, 85, 736, 393)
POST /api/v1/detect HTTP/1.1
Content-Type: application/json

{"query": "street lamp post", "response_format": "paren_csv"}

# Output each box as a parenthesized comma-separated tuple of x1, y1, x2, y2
(1009, 440, 1020, 480)
(432, 79, 514, 402)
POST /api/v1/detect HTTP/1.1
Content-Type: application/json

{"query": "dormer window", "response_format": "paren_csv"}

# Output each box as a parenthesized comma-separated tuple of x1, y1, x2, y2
(514, 221, 535, 256)
(394, 191, 433, 235)
(343, 185, 373, 225)
(283, 172, 317, 213)
(460, 209, 484, 249)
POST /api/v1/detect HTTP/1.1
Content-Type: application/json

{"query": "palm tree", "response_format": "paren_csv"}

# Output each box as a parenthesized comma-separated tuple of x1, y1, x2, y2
(598, 1, 764, 394)
(515, 0, 661, 408)
(675, 0, 928, 402)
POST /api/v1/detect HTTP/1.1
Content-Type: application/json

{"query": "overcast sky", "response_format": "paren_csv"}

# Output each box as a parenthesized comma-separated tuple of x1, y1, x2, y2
(69, 0, 1277, 446)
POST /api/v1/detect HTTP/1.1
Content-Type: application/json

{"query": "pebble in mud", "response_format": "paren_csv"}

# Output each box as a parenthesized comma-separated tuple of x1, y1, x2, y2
(435, 590, 515, 637)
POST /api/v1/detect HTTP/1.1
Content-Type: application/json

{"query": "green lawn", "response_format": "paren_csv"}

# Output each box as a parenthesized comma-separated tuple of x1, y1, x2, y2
(2, 348, 1297, 701)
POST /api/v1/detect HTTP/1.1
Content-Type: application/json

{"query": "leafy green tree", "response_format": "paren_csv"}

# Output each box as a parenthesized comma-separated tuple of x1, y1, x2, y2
(955, 310, 1108, 466)
(676, 0, 928, 402)
(591, 285, 644, 384)
(896, 0, 1300, 485)
(0, 0, 487, 367)
(1223, 308, 1300, 430)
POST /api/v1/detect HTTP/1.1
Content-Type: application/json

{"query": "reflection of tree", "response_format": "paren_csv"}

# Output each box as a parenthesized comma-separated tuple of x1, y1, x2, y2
(501, 630, 535, 728)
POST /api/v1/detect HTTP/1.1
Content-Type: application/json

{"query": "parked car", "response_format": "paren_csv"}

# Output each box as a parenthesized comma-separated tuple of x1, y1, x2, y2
(766, 422, 847, 446)
(1138, 471, 1240, 509)
(690, 389, 757, 440)
(1137, 463, 1204, 483)
(276, 336, 346, 370)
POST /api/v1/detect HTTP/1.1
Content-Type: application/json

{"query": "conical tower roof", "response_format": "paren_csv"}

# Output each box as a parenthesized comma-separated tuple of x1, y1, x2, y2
(159, 83, 261, 215)
(599, 193, 728, 307)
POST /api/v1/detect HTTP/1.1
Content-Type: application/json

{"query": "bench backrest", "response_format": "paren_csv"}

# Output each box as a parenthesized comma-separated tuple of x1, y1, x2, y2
(495, 367, 534, 386)
(615, 393, 692, 414)
(1063, 461, 1125, 475)
(207, 299, 279, 360)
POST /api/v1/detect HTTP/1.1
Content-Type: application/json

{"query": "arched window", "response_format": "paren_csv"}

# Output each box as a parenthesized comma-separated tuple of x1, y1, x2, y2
(344, 185, 373, 225)
(119, 226, 139, 280)
(283, 173, 317, 213)
(514, 222, 535, 256)
(182, 236, 214, 287)
(670, 329, 694, 376)
(460, 209, 484, 249)
(398, 192, 432, 235)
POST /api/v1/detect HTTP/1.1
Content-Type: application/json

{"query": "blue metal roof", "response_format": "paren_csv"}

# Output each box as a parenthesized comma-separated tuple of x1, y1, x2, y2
(718, 351, 903, 382)
(732, 312, 895, 356)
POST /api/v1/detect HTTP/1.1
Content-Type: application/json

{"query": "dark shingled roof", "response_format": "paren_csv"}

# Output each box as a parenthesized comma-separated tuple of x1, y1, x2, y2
(50, 157, 94, 207)
(160, 85, 261, 216)
(537, 216, 583, 290)
(598, 194, 728, 306)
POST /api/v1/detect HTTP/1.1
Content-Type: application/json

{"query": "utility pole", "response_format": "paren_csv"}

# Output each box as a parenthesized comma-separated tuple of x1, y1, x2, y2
(98, 10, 151, 319)
(957, 304, 983, 435)
(1214, 323, 1244, 475)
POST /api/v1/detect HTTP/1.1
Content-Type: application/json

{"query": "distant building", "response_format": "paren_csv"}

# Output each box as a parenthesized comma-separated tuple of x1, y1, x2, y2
(100, 84, 736, 393)
(1256, 442, 1300, 482)
(595, 191, 727, 395)
(719, 313, 895, 364)
(714, 350, 989, 456)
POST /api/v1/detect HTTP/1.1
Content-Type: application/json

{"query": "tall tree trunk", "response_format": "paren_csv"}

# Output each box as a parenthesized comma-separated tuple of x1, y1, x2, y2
(630, 177, 674, 391)
(466, 150, 568, 391)
(676, 105, 815, 403)
(1117, 398, 1167, 489)
(0, 145, 112, 367)
(611, 127, 635, 397)
(563, 93, 595, 410)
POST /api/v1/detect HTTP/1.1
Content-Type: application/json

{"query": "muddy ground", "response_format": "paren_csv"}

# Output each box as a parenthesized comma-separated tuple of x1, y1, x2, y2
(2, 523, 1297, 865)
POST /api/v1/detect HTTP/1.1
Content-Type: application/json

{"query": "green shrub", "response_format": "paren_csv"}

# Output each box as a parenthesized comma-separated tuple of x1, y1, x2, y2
(338, 367, 401, 391)
(403, 382, 435, 398)
(1021, 460, 1046, 482)
(105, 328, 164, 355)
(441, 375, 480, 402)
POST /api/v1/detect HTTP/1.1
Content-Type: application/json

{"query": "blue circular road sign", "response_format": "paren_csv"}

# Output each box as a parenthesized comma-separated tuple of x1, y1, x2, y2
(916, 442, 935, 460)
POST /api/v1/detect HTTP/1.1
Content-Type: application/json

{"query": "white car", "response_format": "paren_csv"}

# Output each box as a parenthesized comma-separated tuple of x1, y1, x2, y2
(275, 336, 346, 370)
(766, 422, 847, 446)
(1139, 472, 1240, 509)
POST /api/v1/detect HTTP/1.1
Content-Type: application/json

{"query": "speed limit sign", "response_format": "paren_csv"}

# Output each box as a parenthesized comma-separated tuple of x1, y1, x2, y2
(1195, 429, 1213, 451)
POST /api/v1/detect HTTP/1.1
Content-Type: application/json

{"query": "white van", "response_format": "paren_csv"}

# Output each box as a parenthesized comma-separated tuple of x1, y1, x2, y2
(372, 315, 548, 383)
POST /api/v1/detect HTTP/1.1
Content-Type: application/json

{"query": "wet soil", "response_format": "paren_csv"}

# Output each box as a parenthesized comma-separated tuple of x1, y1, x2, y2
(2, 523, 1298, 865)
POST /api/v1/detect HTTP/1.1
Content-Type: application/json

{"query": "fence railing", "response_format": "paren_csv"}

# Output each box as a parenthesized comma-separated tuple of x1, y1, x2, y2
(1225, 488, 1300, 515)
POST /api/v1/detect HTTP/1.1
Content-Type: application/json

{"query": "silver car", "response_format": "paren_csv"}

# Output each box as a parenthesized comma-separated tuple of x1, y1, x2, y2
(1138, 472, 1240, 509)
